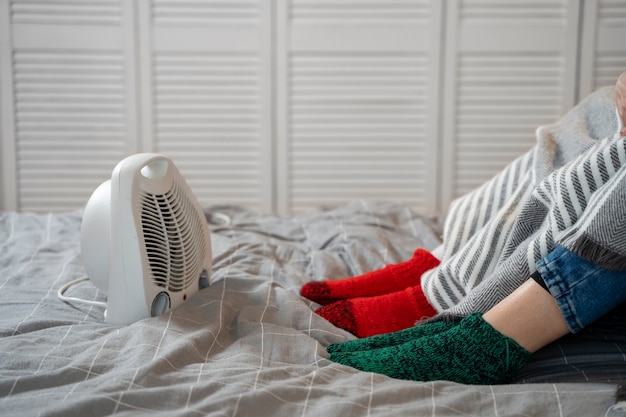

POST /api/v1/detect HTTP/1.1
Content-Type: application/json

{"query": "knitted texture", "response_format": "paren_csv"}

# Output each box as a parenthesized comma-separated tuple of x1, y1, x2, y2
(420, 87, 623, 316)
(300, 249, 439, 305)
(316, 285, 437, 338)
(327, 319, 457, 354)
(559, 155, 626, 272)
(328, 314, 532, 385)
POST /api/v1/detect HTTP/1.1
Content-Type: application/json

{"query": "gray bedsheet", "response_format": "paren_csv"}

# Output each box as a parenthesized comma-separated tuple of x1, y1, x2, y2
(0, 201, 621, 416)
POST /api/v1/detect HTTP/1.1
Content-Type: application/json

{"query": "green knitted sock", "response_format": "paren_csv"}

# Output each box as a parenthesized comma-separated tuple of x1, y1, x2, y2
(328, 313, 532, 385)
(327, 319, 457, 354)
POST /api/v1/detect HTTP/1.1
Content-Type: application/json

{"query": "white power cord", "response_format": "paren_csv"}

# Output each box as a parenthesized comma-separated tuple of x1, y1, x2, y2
(57, 276, 107, 308)
(207, 211, 232, 232)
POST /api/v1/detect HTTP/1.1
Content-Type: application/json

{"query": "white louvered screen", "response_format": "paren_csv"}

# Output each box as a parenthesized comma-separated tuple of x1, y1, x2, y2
(277, 0, 442, 214)
(14, 50, 128, 210)
(1, 0, 135, 212)
(1, 1, 623, 215)
(441, 0, 580, 205)
(579, 0, 626, 97)
(143, 0, 273, 212)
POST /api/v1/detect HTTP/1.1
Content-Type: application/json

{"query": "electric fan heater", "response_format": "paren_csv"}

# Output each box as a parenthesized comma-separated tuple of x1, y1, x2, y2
(80, 153, 212, 325)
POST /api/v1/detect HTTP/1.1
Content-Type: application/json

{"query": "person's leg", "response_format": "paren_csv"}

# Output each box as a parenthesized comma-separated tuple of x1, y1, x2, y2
(328, 310, 533, 385)
(328, 72, 626, 383)
(482, 279, 568, 353)
(328, 249, 626, 384)
(421, 151, 536, 311)
(327, 276, 569, 354)
(302, 144, 537, 310)
(322, 130, 621, 338)
(326, 280, 569, 385)
(422, 86, 621, 318)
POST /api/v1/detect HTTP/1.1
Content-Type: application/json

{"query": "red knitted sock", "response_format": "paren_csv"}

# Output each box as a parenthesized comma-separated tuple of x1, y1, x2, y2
(300, 249, 439, 305)
(315, 285, 437, 338)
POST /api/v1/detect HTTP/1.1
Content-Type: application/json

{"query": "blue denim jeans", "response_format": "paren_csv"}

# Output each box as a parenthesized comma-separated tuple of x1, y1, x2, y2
(536, 245, 626, 333)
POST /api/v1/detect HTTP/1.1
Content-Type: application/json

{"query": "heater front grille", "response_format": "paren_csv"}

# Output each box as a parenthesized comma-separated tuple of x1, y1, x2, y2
(139, 182, 208, 292)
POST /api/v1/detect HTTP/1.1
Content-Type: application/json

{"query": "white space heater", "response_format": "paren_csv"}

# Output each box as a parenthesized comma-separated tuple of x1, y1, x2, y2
(78, 153, 212, 325)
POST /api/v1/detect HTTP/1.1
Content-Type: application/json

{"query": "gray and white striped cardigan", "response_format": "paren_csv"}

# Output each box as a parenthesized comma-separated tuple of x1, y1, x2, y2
(421, 86, 625, 317)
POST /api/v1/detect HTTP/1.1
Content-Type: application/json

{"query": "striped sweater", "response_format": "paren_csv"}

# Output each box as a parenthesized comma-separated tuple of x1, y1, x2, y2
(421, 86, 623, 316)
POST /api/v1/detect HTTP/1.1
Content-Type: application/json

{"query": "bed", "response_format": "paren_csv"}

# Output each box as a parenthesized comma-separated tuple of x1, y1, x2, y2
(1, 200, 625, 416)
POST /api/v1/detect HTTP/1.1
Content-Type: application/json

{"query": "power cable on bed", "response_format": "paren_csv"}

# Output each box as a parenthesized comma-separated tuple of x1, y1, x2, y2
(57, 277, 107, 308)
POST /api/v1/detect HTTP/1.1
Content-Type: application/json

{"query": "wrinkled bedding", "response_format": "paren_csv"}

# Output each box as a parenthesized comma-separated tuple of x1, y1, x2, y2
(0, 201, 621, 416)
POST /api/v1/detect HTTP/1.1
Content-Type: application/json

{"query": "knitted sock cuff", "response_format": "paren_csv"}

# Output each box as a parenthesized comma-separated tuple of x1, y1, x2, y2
(458, 314, 533, 383)
(405, 285, 437, 318)
(389, 249, 439, 287)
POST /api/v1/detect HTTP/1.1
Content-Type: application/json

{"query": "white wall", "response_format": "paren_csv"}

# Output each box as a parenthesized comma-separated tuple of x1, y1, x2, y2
(1, 0, 625, 215)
